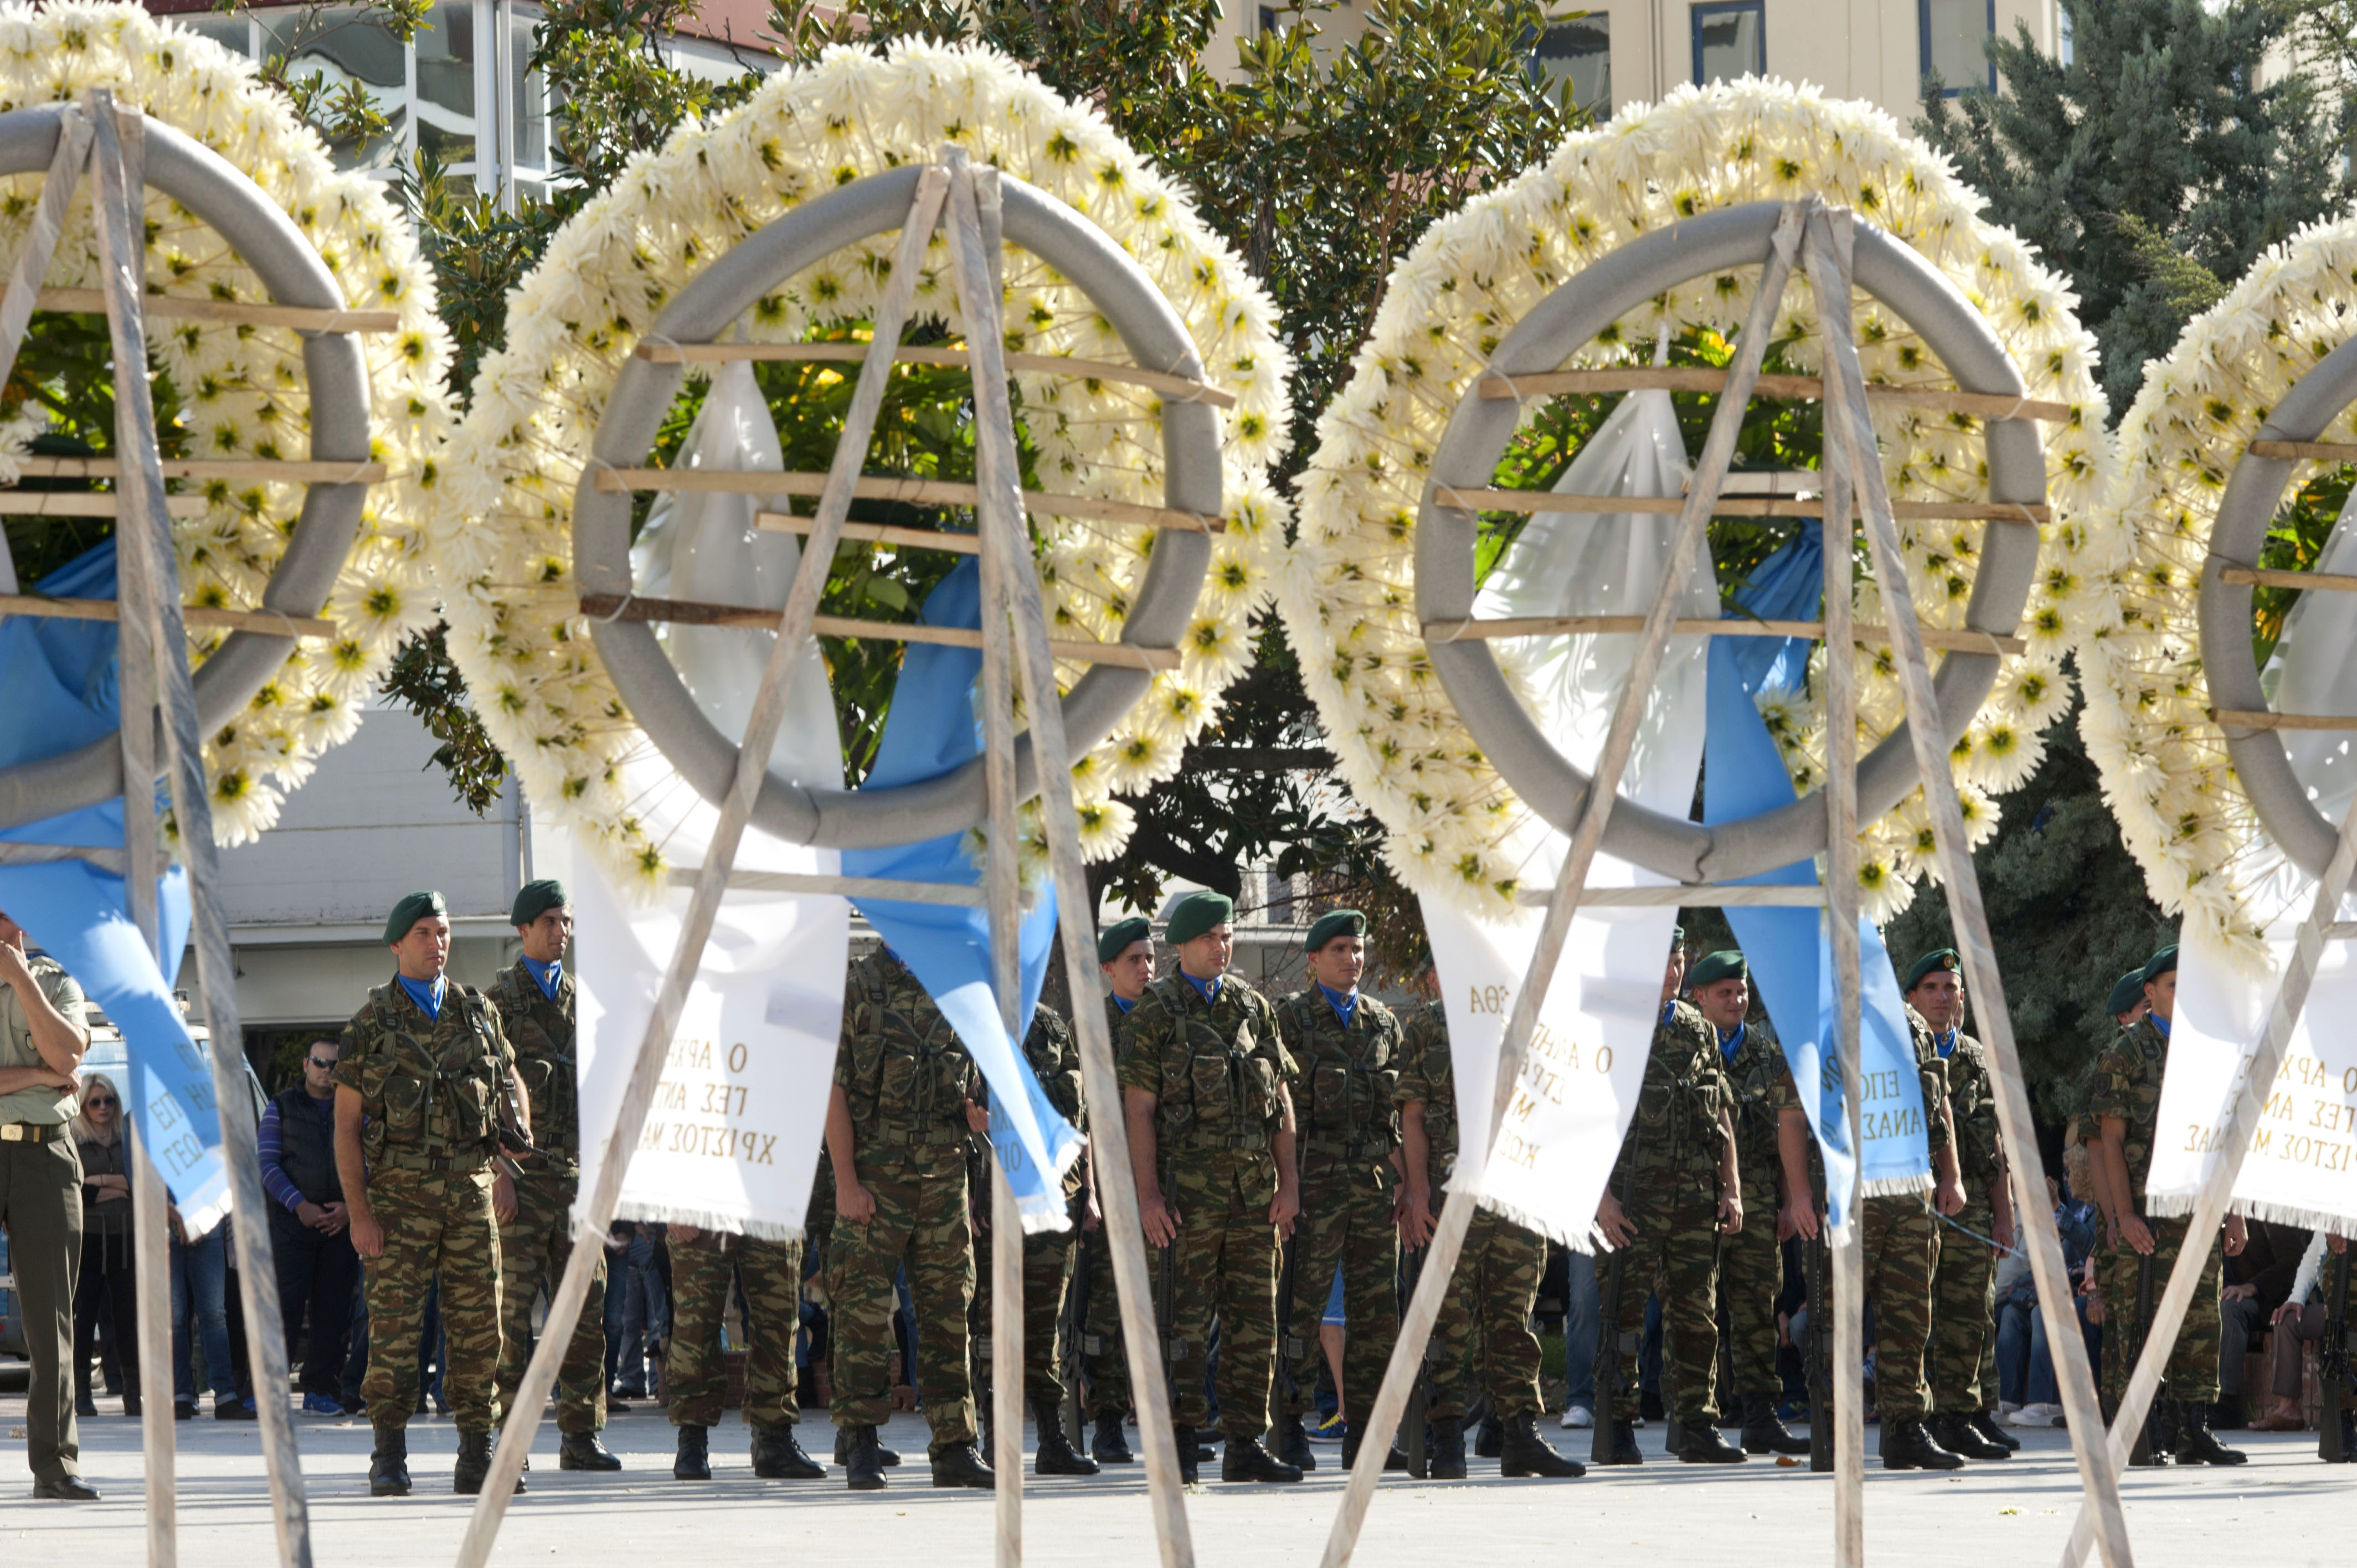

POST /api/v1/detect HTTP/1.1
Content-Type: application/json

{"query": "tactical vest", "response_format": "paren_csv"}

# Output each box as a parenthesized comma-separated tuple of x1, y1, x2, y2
(490, 964, 578, 1161)
(1620, 1003, 1729, 1183)
(1025, 1010, 1085, 1127)
(1148, 976, 1280, 1153)
(1279, 991, 1399, 1158)
(846, 967, 972, 1157)
(270, 1086, 342, 1204)
(354, 981, 506, 1172)
(1943, 1035, 2002, 1195)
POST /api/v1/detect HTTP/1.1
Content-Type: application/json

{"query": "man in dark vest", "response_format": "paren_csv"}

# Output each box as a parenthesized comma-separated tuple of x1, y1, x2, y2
(259, 1036, 361, 1415)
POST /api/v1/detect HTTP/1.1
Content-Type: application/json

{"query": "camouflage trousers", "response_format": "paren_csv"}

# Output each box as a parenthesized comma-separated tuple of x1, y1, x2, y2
(1282, 1145, 1400, 1422)
(2098, 1215, 2223, 1405)
(1861, 1193, 1939, 1420)
(492, 1169, 608, 1435)
(668, 1230, 805, 1428)
(1078, 1219, 1129, 1417)
(1718, 1173, 1784, 1399)
(1928, 1199, 1999, 1414)
(362, 1164, 503, 1432)
(1160, 1150, 1279, 1440)
(827, 1154, 976, 1450)
(1427, 1193, 1546, 1421)
(1606, 1167, 1722, 1423)
(975, 1183, 1079, 1412)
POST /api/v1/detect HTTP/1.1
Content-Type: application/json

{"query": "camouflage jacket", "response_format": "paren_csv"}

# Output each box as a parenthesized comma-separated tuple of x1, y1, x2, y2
(1115, 970, 1293, 1167)
(1901, 1006, 1953, 1156)
(1273, 986, 1402, 1159)
(2086, 1014, 2168, 1204)
(1023, 1003, 1087, 1201)
(334, 977, 516, 1171)
(1613, 999, 1731, 1189)
(1933, 1025, 2002, 1203)
(1393, 999, 1458, 1183)
(484, 959, 578, 1168)
(835, 948, 977, 1168)
(1720, 1015, 1791, 1203)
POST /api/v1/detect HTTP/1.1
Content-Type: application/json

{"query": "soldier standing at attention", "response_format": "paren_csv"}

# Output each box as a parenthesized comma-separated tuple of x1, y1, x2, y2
(2086, 945, 2248, 1466)
(0, 909, 97, 1500)
(1594, 938, 1743, 1466)
(1866, 996, 1968, 1471)
(333, 891, 531, 1498)
(666, 1218, 826, 1482)
(1396, 976, 1584, 1480)
(1687, 951, 1809, 1458)
(1908, 948, 2019, 1463)
(1080, 916, 1153, 1465)
(486, 880, 620, 1475)
(825, 945, 994, 1492)
(1118, 889, 1304, 1485)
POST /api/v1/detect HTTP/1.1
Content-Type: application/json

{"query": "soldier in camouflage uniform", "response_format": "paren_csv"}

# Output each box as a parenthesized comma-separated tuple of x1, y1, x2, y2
(824, 945, 994, 1491)
(666, 1224, 824, 1481)
(1864, 998, 1967, 1470)
(1907, 948, 2020, 1463)
(2086, 944, 2248, 1466)
(1688, 951, 1810, 1457)
(1274, 910, 1407, 1473)
(1594, 941, 1746, 1467)
(485, 880, 621, 1475)
(1396, 985, 1583, 1480)
(1080, 916, 1154, 1465)
(1116, 889, 1303, 1485)
(333, 890, 530, 1499)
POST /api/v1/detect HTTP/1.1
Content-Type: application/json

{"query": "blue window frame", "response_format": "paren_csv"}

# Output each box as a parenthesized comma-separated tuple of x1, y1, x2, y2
(1691, 1, 1764, 86)
(1919, 0, 1998, 92)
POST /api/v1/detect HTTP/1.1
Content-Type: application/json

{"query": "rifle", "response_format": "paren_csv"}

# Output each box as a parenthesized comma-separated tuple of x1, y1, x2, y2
(2321, 1244, 2354, 1463)
(1591, 1240, 1627, 1466)
(1158, 1230, 1183, 1407)
(1059, 1196, 1089, 1445)
(1276, 1235, 1304, 1414)
(1807, 1220, 1833, 1472)
(495, 1072, 552, 1173)
(2127, 1242, 2157, 1467)
(1401, 1242, 1429, 1477)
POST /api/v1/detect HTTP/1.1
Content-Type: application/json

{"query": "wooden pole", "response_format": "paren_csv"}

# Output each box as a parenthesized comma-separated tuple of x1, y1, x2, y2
(451, 166, 953, 1564)
(88, 92, 315, 1568)
(943, 149, 1196, 1568)
(1804, 205, 2133, 1568)
(1315, 200, 1808, 1568)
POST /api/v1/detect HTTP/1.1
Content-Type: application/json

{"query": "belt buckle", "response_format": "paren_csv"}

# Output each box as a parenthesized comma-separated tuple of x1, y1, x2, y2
(0, 1123, 22, 1141)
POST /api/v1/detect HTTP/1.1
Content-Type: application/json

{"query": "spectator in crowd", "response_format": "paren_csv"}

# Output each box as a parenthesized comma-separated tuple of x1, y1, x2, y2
(169, 1203, 247, 1420)
(609, 1221, 669, 1400)
(1558, 1247, 1600, 1430)
(69, 1071, 138, 1418)
(1994, 1143, 2103, 1427)
(2248, 1230, 2349, 1433)
(261, 1036, 359, 1415)
(2217, 1218, 2311, 1430)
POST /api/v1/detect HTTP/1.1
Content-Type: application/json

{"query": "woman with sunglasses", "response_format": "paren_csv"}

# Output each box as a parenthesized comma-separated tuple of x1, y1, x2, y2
(69, 1071, 139, 1419)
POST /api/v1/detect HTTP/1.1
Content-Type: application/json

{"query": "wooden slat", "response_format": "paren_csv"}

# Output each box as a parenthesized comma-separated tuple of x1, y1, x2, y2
(1430, 484, 2049, 525)
(2210, 708, 2357, 731)
(2219, 565, 2357, 593)
(13, 456, 387, 484)
(632, 338, 1236, 410)
(0, 283, 399, 334)
(1512, 883, 1828, 907)
(2247, 439, 2357, 462)
(753, 508, 980, 556)
(1422, 612, 2024, 656)
(1475, 365, 2075, 422)
(0, 593, 336, 638)
(593, 466, 1218, 534)
(0, 489, 205, 517)
(577, 590, 1178, 670)
(663, 865, 987, 907)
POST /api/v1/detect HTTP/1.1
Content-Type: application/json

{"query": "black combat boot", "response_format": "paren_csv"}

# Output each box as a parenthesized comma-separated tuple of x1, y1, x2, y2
(752, 1421, 826, 1479)
(1091, 1410, 1134, 1464)
(1339, 1426, 1408, 1471)
(1173, 1423, 1201, 1486)
(2173, 1401, 2248, 1466)
(835, 1425, 904, 1467)
(559, 1431, 622, 1471)
(929, 1441, 997, 1489)
(1599, 1419, 1644, 1466)
(2335, 1410, 2357, 1461)
(1278, 1414, 1316, 1471)
(1881, 1417, 1965, 1471)
(1740, 1392, 1810, 1456)
(1035, 1402, 1100, 1477)
(1930, 1411, 2010, 1460)
(1220, 1433, 1303, 1484)
(368, 1422, 413, 1497)
(845, 1423, 888, 1490)
(452, 1430, 523, 1495)
(674, 1423, 713, 1481)
(1674, 1417, 1746, 1464)
(1970, 1409, 2021, 1452)
(1429, 1417, 1468, 1480)
(1499, 1412, 1585, 1478)
(1473, 1411, 1505, 1458)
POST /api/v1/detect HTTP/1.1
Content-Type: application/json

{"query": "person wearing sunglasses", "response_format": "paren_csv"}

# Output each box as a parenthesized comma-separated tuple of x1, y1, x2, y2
(260, 1036, 361, 1417)
(68, 1074, 138, 1423)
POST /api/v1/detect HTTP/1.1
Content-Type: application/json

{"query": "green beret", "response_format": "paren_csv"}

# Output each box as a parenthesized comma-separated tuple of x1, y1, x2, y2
(510, 879, 568, 927)
(1904, 948, 1962, 992)
(1165, 890, 1233, 947)
(2142, 944, 2179, 982)
(1304, 909, 1367, 953)
(383, 890, 447, 945)
(1688, 949, 1748, 988)
(1097, 917, 1151, 965)
(2105, 969, 2148, 1017)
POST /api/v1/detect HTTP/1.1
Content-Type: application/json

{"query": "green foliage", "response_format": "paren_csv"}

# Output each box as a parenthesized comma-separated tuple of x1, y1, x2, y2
(379, 623, 511, 812)
(1917, 0, 2351, 414)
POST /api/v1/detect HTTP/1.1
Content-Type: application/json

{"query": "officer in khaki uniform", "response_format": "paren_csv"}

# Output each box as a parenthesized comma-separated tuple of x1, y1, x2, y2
(334, 890, 531, 1498)
(825, 946, 994, 1492)
(1080, 915, 1153, 1465)
(0, 909, 97, 1499)
(486, 880, 620, 1474)
(1116, 889, 1303, 1486)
